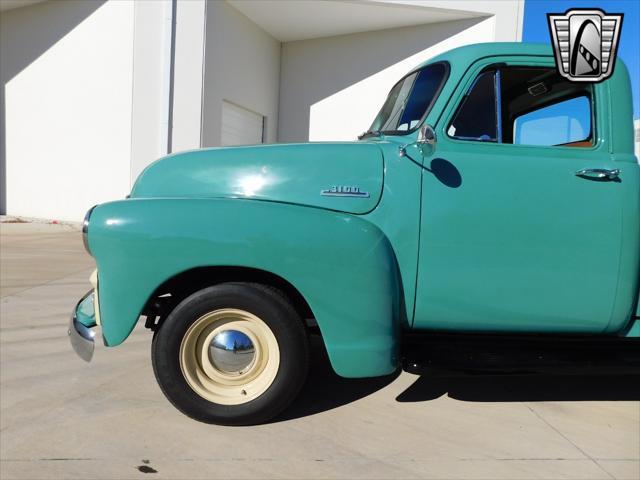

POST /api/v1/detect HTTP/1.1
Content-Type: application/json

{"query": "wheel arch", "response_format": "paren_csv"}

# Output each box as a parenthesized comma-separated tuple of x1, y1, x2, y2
(141, 266, 315, 332)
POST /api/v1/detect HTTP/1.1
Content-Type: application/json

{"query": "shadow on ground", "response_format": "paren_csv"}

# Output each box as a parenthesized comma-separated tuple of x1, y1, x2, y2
(396, 371, 640, 403)
(275, 335, 640, 422)
(274, 335, 400, 422)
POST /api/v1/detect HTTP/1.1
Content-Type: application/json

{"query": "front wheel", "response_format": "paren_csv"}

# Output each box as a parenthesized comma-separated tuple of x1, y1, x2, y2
(152, 283, 309, 425)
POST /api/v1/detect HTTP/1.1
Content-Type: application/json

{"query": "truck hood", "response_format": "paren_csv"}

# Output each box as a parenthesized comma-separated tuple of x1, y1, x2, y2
(130, 142, 383, 214)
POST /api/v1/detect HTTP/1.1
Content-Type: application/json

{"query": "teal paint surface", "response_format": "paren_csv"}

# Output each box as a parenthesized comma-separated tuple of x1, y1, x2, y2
(75, 292, 97, 329)
(89, 199, 399, 377)
(361, 138, 425, 327)
(131, 143, 383, 215)
(605, 61, 640, 333)
(83, 43, 640, 377)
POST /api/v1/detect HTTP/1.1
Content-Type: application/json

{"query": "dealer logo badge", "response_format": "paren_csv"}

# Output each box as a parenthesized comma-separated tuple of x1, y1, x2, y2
(547, 9, 623, 83)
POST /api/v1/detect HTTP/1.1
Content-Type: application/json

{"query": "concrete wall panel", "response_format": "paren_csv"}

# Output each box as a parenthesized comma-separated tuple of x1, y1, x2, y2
(129, 0, 167, 184)
(1, 0, 134, 221)
(171, 0, 206, 154)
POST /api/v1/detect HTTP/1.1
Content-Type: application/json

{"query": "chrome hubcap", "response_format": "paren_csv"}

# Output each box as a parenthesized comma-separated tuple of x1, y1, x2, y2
(208, 330, 256, 375)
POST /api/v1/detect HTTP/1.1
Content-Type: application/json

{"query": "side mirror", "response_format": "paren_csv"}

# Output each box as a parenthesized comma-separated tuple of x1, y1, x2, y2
(399, 124, 437, 158)
(416, 124, 436, 155)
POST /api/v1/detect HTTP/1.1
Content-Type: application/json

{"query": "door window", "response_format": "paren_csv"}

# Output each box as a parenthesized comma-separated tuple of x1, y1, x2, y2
(447, 66, 594, 148)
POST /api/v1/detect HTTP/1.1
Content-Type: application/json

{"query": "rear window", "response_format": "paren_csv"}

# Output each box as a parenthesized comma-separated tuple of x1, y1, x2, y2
(513, 96, 591, 146)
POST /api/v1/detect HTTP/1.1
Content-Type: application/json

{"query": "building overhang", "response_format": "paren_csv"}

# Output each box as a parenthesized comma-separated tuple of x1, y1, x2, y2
(227, 0, 492, 42)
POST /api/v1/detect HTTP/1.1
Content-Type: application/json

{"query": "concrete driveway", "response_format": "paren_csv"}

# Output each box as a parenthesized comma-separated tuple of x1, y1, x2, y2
(1, 221, 639, 480)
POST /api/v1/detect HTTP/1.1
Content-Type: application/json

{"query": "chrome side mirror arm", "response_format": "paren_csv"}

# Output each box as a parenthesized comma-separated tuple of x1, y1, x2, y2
(399, 124, 436, 158)
(417, 124, 436, 146)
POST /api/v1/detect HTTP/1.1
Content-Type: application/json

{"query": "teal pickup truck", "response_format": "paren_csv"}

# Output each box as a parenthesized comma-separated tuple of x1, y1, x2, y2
(69, 43, 640, 425)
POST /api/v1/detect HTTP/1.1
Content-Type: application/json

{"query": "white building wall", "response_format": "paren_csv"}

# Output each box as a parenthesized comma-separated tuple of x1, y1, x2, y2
(201, 0, 280, 147)
(129, 0, 207, 182)
(171, 0, 207, 153)
(308, 20, 496, 142)
(129, 0, 168, 183)
(278, 1, 523, 142)
(1, 0, 134, 221)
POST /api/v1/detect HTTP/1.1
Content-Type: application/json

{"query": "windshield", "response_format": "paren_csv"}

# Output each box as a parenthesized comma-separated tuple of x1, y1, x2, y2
(368, 62, 448, 135)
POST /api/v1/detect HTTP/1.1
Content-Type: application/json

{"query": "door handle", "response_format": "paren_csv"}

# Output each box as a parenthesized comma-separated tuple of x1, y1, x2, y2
(575, 168, 620, 180)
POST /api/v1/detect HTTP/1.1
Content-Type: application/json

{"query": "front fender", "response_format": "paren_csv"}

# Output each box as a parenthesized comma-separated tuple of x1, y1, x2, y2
(88, 198, 400, 377)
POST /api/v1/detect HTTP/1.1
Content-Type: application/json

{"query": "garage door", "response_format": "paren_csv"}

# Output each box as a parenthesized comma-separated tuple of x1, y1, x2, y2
(221, 101, 264, 146)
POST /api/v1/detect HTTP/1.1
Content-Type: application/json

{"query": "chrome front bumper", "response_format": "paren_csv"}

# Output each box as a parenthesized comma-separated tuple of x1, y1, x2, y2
(68, 290, 98, 362)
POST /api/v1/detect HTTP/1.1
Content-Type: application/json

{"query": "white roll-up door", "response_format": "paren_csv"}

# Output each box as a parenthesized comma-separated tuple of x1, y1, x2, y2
(221, 101, 264, 146)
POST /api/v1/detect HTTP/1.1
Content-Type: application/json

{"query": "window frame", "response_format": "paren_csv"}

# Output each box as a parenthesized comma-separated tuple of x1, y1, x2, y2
(441, 59, 602, 152)
(370, 61, 451, 137)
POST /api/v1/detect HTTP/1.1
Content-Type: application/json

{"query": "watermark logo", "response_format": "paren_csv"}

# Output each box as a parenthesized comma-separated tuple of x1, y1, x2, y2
(547, 9, 623, 83)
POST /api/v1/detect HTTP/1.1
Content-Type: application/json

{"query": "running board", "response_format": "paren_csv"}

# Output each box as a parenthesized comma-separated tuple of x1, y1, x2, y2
(401, 332, 640, 376)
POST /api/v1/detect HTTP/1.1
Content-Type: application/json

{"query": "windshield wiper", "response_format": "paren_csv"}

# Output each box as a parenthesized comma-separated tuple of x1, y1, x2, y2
(358, 130, 383, 140)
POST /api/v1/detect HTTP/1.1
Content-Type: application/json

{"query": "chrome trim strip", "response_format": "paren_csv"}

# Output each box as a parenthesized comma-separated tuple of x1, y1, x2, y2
(495, 69, 503, 144)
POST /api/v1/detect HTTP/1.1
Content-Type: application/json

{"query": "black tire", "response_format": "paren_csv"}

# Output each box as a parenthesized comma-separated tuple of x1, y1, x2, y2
(151, 283, 309, 425)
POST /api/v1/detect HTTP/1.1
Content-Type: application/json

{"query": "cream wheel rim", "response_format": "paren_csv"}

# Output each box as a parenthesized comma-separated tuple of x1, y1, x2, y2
(179, 308, 280, 405)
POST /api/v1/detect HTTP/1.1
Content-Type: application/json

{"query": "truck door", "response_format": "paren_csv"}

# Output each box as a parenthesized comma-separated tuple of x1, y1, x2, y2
(413, 58, 624, 333)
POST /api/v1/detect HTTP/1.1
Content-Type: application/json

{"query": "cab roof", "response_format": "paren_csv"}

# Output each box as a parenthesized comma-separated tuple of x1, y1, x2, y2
(416, 42, 554, 71)
(414, 42, 634, 156)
